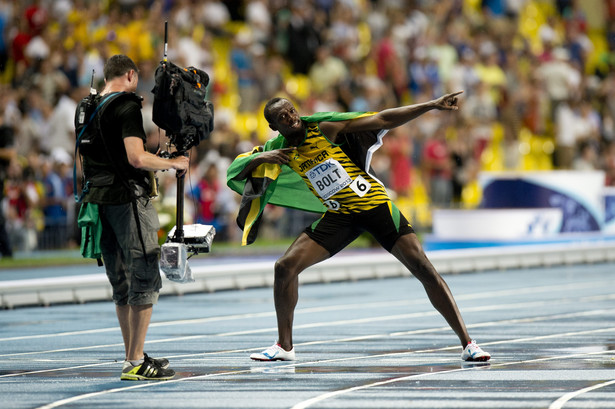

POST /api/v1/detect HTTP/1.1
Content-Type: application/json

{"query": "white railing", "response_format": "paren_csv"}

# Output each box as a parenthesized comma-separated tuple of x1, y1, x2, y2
(2, 240, 615, 309)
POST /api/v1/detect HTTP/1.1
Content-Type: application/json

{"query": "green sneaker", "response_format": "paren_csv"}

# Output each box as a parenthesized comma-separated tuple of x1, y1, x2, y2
(121, 355, 175, 381)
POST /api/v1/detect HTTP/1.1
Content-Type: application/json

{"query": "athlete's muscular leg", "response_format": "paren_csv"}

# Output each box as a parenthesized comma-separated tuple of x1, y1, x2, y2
(391, 233, 471, 348)
(274, 233, 330, 351)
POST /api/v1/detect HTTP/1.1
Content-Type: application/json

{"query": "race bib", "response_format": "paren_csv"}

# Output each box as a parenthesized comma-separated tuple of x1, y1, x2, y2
(349, 175, 371, 197)
(323, 199, 341, 210)
(306, 159, 352, 200)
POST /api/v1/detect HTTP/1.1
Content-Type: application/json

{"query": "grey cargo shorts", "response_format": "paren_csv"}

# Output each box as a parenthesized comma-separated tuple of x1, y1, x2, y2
(99, 197, 161, 306)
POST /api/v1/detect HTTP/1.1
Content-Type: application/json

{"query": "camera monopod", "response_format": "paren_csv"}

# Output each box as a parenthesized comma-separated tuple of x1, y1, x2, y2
(155, 21, 215, 283)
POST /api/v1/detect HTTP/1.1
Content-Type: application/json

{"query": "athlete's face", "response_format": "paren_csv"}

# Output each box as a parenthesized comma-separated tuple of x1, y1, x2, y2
(271, 100, 303, 136)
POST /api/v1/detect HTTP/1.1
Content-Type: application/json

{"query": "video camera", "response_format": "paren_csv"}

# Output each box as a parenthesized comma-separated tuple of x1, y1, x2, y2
(152, 21, 215, 283)
(152, 60, 214, 155)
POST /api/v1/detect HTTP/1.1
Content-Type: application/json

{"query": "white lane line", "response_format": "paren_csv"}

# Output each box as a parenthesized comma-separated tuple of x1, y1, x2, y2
(34, 368, 254, 409)
(549, 379, 615, 409)
(3, 307, 611, 379)
(291, 348, 615, 409)
(2, 307, 611, 378)
(2, 293, 613, 358)
(33, 327, 615, 409)
(1, 279, 610, 343)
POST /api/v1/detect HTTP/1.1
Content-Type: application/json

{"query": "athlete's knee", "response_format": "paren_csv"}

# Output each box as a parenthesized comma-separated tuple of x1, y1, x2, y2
(394, 235, 440, 285)
(274, 257, 300, 281)
(394, 234, 426, 266)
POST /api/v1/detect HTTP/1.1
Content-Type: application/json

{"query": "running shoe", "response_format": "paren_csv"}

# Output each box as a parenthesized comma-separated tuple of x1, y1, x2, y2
(461, 340, 491, 361)
(250, 343, 296, 361)
(121, 355, 175, 381)
(144, 352, 169, 369)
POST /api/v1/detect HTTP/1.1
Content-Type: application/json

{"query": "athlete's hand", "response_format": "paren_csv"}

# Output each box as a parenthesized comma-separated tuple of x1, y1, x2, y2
(257, 147, 296, 165)
(432, 91, 463, 111)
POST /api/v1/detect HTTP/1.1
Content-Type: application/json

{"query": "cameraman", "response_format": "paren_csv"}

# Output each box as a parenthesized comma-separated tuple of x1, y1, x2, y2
(81, 55, 188, 381)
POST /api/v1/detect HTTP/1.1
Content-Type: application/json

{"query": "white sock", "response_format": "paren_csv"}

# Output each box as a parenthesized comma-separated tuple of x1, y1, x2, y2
(127, 356, 144, 366)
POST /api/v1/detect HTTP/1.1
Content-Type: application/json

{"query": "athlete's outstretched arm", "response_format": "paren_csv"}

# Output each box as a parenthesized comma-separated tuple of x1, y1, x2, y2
(321, 91, 463, 141)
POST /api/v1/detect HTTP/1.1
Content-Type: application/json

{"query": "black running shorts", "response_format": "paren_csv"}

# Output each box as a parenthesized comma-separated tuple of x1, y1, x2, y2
(304, 202, 415, 255)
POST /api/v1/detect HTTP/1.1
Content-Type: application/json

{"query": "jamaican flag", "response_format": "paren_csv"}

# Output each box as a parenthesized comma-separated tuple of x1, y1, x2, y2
(226, 111, 385, 245)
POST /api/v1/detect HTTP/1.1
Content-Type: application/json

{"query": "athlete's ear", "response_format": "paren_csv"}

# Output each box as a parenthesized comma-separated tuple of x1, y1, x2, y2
(268, 123, 278, 132)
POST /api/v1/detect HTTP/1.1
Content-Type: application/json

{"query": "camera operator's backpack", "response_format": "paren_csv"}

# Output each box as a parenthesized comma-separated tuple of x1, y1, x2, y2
(151, 60, 214, 152)
(73, 91, 142, 201)
(74, 91, 143, 158)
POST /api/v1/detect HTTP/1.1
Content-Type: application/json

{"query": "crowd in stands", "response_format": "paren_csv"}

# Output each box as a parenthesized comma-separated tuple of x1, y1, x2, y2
(1, 0, 615, 256)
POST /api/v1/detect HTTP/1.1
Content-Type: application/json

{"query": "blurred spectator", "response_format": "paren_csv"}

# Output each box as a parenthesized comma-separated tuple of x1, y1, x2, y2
(10, 17, 32, 84)
(245, 0, 271, 47)
(408, 46, 440, 99)
(285, 1, 321, 74)
(375, 24, 408, 103)
(189, 163, 220, 226)
(572, 139, 598, 170)
(520, 73, 549, 136)
(199, 0, 231, 37)
(308, 45, 348, 95)
(564, 21, 593, 69)
(311, 87, 343, 113)
(327, 1, 360, 62)
(447, 48, 480, 97)
(24, 0, 48, 36)
(0, 111, 16, 257)
(231, 30, 260, 112)
(257, 53, 285, 100)
(474, 44, 507, 107)
(422, 124, 453, 208)
(0, 4, 10, 73)
(175, 27, 214, 75)
(16, 86, 49, 156)
(5, 161, 41, 253)
(384, 126, 413, 198)
(39, 153, 69, 249)
(554, 98, 581, 169)
(537, 47, 582, 119)
(43, 86, 81, 155)
(449, 130, 475, 206)
(575, 100, 601, 148)
(462, 80, 498, 158)
(428, 28, 458, 89)
(603, 141, 615, 185)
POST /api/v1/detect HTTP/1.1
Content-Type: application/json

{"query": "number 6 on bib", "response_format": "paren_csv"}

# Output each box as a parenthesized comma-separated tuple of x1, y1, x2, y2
(349, 175, 371, 197)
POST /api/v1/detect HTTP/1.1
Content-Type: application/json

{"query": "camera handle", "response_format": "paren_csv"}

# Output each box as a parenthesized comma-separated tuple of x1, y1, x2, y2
(171, 151, 189, 244)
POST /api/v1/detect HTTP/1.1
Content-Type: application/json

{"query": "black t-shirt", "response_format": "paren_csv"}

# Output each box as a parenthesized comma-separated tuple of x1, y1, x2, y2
(82, 95, 150, 204)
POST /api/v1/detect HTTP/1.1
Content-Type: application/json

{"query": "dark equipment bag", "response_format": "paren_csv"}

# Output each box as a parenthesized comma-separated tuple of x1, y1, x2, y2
(74, 92, 142, 157)
(73, 92, 143, 202)
(151, 60, 214, 152)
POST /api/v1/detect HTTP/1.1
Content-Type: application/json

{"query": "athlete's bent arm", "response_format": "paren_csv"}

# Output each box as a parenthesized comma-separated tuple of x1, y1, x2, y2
(232, 147, 296, 181)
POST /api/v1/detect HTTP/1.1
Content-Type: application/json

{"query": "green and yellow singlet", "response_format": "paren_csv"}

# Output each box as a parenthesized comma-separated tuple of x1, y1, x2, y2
(287, 122, 389, 213)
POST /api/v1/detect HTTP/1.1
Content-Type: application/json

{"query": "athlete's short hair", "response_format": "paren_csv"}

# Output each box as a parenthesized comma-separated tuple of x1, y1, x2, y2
(264, 97, 286, 124)
(103, 54, 139, 81)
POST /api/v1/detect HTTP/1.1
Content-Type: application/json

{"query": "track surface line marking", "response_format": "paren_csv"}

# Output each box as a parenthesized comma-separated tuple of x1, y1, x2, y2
(34, 328, 615, 409)
(1, 279, 610, 343)
(548, 379, 615, 409)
